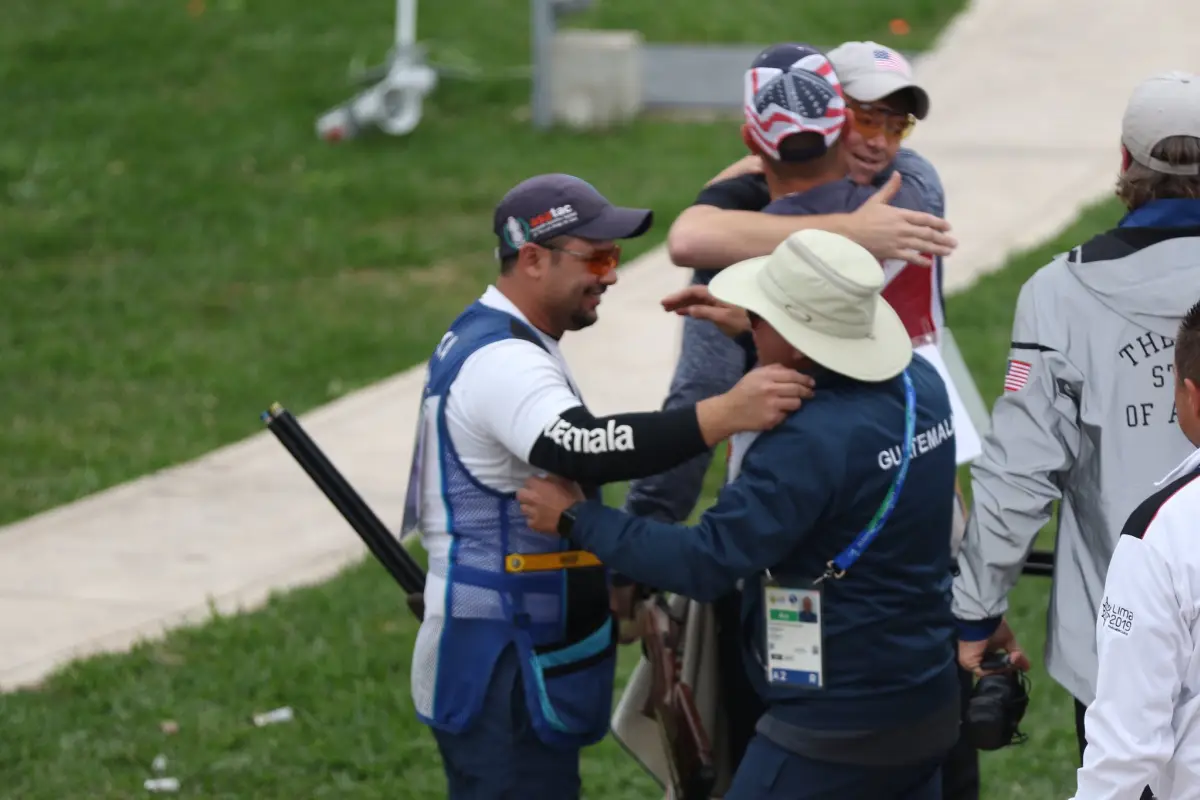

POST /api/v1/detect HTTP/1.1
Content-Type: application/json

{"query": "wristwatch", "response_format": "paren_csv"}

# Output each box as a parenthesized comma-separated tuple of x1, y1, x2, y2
(557, 501, 585, 538)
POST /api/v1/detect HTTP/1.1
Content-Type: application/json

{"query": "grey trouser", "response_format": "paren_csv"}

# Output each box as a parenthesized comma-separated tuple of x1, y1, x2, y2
(622, 307, 747, 523)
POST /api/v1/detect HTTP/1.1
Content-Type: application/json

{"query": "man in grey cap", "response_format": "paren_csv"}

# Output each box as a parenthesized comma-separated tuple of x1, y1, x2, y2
(825, 41, 933, 200)
(824, 42, 982, 800)
(406, 173, 817, 799)
(952, 72, 1200, 798)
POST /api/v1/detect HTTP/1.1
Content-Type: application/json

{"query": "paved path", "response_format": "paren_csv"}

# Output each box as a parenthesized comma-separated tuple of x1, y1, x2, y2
(4, 0, 1199, 691)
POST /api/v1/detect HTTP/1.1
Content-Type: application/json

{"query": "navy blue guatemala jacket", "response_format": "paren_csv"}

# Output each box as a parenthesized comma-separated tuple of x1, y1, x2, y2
(569, 354, 961, 762)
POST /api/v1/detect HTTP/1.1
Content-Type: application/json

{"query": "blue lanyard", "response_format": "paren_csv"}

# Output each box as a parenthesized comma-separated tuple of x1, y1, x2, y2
(815, 369, 916, 583)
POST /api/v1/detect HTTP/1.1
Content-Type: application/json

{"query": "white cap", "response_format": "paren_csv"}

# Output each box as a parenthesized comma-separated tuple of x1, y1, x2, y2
(1122, 71, 1200, 176)
(826, 41, 930, 120)
(709, 230, 912, 382)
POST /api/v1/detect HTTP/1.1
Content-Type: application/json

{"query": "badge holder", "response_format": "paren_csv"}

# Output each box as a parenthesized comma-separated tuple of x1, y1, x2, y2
(762, 569, 826, 690)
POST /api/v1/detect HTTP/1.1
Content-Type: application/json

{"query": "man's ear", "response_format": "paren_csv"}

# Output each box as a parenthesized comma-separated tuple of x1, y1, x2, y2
(515, 243, 545, 277)
(842, 107, 856, 131)
(741, 124, 767, 158)
(1120, 145, 1132, 174)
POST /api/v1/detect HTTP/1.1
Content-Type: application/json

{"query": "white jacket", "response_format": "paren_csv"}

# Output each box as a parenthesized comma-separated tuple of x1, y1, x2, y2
(1071, 446, 1200, 800)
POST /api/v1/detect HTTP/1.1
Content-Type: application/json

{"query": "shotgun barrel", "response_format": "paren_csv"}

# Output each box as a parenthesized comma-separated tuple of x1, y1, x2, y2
(262, 403, 426, 619)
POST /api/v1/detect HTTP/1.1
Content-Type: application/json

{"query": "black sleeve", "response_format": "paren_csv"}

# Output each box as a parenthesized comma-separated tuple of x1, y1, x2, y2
(694, 173, 771, 212)
(527, 405, 709, 484)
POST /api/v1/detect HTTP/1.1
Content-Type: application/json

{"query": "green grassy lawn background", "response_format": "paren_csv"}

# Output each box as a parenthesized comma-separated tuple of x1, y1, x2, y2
(2, 0, 1112, 796)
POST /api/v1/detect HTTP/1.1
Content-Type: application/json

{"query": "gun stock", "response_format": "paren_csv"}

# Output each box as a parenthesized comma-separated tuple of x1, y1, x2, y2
(641, 599, 716, 800)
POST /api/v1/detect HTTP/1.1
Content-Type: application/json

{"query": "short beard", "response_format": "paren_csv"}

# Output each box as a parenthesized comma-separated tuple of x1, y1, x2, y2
(566, 310, 598, 331)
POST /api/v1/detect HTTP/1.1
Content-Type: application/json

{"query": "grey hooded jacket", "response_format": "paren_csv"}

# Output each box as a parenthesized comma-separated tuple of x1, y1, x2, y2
(952, 221, 1200, 705)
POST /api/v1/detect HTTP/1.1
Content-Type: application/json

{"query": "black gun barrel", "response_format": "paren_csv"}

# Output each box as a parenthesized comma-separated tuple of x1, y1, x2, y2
(262, 403, 426, 616)
(1021, 548, 1053, 578)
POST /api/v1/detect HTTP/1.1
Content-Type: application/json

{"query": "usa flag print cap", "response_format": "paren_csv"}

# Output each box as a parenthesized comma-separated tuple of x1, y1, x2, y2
(493, 173, 653, 261)
(744, 43, 847, 163)
(826, 41, 930, 120)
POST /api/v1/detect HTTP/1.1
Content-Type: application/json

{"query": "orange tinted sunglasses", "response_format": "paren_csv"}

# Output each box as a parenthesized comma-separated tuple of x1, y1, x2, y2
(848, 100, 916, 142)
(544, 243, 622, 275)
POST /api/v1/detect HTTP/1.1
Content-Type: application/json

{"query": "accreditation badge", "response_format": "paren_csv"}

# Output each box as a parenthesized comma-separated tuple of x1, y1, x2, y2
(763, 575, 824, 689)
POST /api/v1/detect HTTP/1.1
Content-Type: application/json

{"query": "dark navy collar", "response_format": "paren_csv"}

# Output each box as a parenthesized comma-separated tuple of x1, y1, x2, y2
(1118, 198, 1200, 229)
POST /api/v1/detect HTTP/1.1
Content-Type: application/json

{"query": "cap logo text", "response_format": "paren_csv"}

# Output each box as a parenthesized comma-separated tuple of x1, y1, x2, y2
(529, 204, 580, 237)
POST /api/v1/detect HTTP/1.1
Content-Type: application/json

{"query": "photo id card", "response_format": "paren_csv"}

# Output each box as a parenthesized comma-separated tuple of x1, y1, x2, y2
(763, 581, 824, 689)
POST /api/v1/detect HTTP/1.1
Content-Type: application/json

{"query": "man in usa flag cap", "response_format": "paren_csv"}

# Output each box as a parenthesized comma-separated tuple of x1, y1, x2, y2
(741, 43, 848, 164)
(668, 40, 949, 322)
(952, 72, 1200, 798)
(731, 43, 929, 256)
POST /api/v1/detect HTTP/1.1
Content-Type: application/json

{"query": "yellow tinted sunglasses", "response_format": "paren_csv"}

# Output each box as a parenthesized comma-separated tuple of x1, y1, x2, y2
(849, 100, 917, 142)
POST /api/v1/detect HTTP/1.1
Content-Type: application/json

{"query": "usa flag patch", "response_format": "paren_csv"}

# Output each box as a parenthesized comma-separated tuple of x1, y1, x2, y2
(1004, 359, 1032, 392)
(873, 47, 910, 75)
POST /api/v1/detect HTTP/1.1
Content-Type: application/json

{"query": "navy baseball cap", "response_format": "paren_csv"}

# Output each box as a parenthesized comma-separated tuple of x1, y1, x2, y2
(744, 43, 846, 163)
(494, 174, 654, 261)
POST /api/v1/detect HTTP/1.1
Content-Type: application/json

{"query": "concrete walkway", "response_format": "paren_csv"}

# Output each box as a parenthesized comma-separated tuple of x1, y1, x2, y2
(4, 0, 1199, 691)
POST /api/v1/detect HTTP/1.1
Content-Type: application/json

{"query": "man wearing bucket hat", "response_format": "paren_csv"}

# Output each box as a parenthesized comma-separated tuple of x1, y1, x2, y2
(518, 228, 961, 799)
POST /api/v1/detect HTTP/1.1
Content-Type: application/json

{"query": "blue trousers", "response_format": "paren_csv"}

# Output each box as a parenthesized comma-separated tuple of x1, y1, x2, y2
(431, 646, 581, 799)
(726, 734, 943, 800)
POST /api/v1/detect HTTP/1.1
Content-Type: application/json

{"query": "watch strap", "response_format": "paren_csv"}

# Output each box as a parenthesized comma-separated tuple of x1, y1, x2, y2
(557, 501, 584, 538)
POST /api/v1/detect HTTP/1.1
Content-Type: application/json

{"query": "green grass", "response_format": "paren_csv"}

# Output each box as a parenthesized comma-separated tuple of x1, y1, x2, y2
(0, 195, 1127, 798)
(0, 0, 962, 527)
(4, 0, 1074, 796)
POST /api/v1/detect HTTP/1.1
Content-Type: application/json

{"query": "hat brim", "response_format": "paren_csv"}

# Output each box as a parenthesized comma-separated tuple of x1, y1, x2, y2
(709, 256, 913, 382)
(845, 74, 930, 120)
(571, 206, 654, 242)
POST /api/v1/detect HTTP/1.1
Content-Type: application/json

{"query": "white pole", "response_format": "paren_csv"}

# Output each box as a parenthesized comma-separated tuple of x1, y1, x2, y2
(396, 0, 415, 50)
(531, 0, 554, 129)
